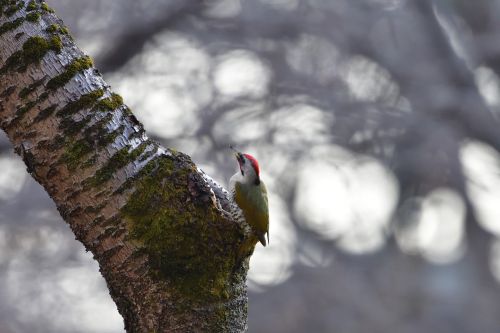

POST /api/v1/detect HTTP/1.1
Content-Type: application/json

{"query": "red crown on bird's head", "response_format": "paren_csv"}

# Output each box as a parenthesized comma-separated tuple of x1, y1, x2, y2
(243, 153, 260, 176)
(231, 145, 260, 176)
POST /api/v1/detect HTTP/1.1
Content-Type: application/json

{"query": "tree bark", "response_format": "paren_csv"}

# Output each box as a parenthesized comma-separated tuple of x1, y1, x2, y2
(0, 1, 252, 331)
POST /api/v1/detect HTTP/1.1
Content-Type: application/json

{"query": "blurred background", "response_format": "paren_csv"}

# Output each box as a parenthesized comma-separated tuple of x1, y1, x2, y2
(2, 0, 500, 332)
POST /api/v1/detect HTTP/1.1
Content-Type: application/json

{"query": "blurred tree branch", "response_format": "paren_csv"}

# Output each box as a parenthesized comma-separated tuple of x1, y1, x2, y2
(97, 0, 203, 74)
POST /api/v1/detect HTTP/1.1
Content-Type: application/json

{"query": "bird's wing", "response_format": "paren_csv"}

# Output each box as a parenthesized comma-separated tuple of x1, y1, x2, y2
(234, 181, 269, 240)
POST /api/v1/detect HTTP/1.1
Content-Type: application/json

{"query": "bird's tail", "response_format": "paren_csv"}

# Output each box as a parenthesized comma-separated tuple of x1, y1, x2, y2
(258, 233, 267, 247)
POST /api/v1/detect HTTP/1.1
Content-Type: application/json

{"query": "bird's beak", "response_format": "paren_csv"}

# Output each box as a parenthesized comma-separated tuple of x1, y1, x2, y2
(230, 145, 243, 165)
(235, 152, 243, 165)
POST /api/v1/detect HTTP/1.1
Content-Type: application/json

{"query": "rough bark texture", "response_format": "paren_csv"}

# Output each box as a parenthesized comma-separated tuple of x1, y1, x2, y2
(0, 1, 252, 331)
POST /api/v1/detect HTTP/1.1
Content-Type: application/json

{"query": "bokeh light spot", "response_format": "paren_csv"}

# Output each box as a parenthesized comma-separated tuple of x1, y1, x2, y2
(295, 146, 398, 254)
(417, 188, 465, 264)
(0, 156, 27, 201)
(204, 0, 242, 18)
(248, 196, 296, 289)
(461, 140, 500, 236)
(475, 66, 500, 109)
(107, 32, 212, 139)
(213, 50, 271, 99)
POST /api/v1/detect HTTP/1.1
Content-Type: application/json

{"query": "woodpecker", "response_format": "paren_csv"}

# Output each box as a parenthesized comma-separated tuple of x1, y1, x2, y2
(229, 148, 269, 247)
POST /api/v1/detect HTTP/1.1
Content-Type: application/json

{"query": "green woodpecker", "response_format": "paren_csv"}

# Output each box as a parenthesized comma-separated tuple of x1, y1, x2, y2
(229, 149, 269, 247)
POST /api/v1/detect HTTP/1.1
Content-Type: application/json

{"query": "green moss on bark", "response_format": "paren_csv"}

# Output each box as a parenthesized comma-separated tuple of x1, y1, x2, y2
(22, 36, 50, 62)
(121, 155, 240, 304)
(87, 143, 148, 186)
(46, 23, 70, 38)
(96, 93, 124, 111)
(60, 25, 70, 36)
(47, 56, 93, 90)
(0, 35, 62, 74)
(49, 35, 62, 52)
(26, 0, 35, 10)
(40, 1, 53, 12)
(56, 89, 104, 117)
(46, 23, 58, 32)
(61, 139, 93, 170)
(3, 0, 23, 17)
(0, 17, 24, 35)
(25, 11, 39, 22)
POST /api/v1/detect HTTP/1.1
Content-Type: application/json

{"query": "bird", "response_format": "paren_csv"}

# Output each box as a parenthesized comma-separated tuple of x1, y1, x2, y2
(229, 147, 269, 248)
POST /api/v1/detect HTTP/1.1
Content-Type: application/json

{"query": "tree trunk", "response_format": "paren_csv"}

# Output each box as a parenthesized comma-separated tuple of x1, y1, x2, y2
(0, 1, 252, 331)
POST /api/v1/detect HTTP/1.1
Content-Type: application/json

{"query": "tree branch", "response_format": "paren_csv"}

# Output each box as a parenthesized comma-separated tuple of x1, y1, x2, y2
(0, 1, 251, 331)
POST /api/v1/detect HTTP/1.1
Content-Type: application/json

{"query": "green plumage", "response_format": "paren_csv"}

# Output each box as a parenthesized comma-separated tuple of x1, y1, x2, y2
(234, 180, 269, 246)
